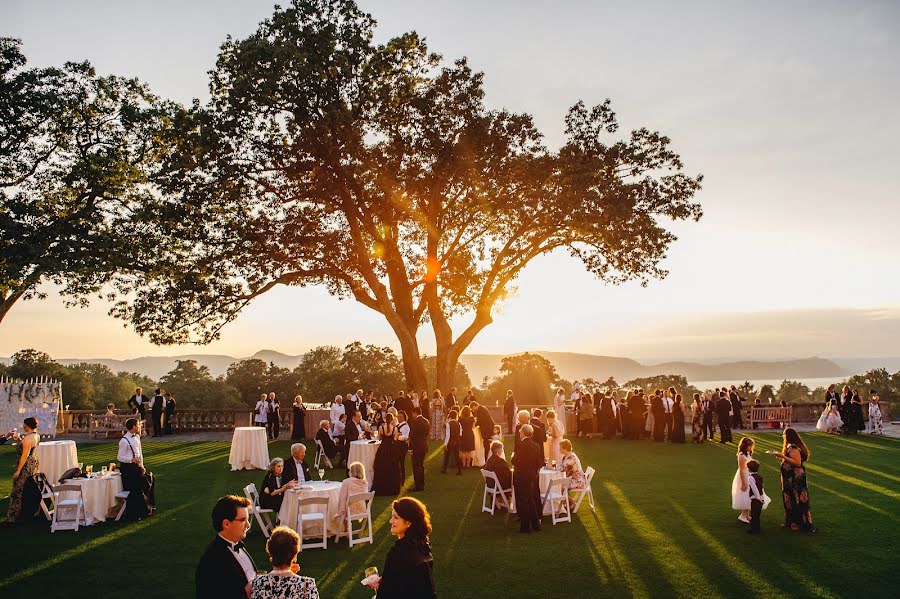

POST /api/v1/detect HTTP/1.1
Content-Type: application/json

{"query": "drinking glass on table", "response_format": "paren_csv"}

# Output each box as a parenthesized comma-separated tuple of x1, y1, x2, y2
(86, 465, 93, 477)
(318, 468, 325, 481)
(101, 466, 108, 476)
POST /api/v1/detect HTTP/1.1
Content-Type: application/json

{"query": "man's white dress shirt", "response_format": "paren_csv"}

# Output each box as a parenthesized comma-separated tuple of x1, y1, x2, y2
(118, 431, 143, 464)
(219, 534, 256, 584)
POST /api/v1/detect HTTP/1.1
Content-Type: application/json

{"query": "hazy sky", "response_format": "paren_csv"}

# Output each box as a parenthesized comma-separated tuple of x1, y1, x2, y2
(2, 0, 899, 360)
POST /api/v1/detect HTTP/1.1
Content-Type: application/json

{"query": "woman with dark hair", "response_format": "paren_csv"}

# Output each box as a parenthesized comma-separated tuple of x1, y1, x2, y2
(260, 458, 296, 512)
(372, 413, 402, 496)
(732, 437, 754, 523)
(458, 406, 476, 468)
(369, 497, 436, 598)
(291, 396, 306, 441)
(6, 417, 40, 523)
(844, 390, 866, 434)
(773, 427, 815, 532)
(690, 394, 704, 443)
(671, 394, 686, 443)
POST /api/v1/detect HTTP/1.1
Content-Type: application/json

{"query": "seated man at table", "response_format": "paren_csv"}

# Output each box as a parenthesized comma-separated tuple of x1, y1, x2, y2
(483, 440, 512, 490)
(117, 417, 156, 519)
(345, 410, 366, 443)
(196, 495, 256, 599)
(282, 443, 311, 485)
(315, 419, 343, 466)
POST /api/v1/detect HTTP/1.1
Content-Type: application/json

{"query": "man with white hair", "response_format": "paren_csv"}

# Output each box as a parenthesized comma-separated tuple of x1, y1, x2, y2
(511, 423, 543, 533)
(315, 420, 342, 465)
(513, 410, 531, 455)
(282, 443, 310, 484)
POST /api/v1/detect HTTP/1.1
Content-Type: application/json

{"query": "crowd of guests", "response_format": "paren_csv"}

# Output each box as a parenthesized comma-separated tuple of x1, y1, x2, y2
(819, 385, 885, 435)
(126, 387, 176, 437)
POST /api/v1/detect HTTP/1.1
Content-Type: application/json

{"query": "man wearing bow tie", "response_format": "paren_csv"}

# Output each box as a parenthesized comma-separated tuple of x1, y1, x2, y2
(196, 495, 257, 599)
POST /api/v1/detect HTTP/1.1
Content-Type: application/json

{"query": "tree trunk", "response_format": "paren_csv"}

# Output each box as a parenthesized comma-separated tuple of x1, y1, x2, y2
(435, 344, 455, 394)
(0, 286, 28, 325)
(396, 333, 428, 390)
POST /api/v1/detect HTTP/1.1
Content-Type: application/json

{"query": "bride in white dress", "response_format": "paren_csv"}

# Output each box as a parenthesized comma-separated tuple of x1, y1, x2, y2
(731, 437, 754, 523)
(553, 388, 567, 435)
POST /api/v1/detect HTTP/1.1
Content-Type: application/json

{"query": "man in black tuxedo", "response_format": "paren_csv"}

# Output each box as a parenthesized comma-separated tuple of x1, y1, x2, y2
(148, 388, 164, 437)
(163, 393, 176, 435)
(315, 420, 341, 466)
(342, 393, 358, 425)
(529, 409, 547, 460)
(702, 392, 716, 442)
(408, 406, 430, 491)
(716, 391, 733, 443)
(127, 387, 147, 421)
(650, 391, 665, 441)
(395, 391, 414, 419)
(729, 387, 743, 429)
(511, 424, 543, 533)
(473, 401, 495, 458)
(196, 495, 256, 599)
(627, 391, 645, 440)
(503, 390, 517, 435)
(282, 443, 311, 484)
(513, 410, 530, 455)
(345, 410, 365, 443)
(446, 387, 458, 414)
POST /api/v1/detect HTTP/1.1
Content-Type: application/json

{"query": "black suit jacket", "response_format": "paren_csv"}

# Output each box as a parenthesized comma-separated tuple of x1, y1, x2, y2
(315, 428, 338, 458)
(345, 420, 364, 443)
(484, 454, 512, 489)
(377, 537, 436, 599)
(476, 406, 495, 434)
(151, 394, 164, 413)
(343, 399, 358, 420)
(127, 394, 147, 415)
(395, 396, 414, 418)
(529, 419, 547, 445)
(716, 397, 732, 420)
(511, 437, 543, 483)
(195, 535, 256, 599)
(165, 398, 176, 416)
(409, 415, 430, 453)
(282, 456, 311, 484)
(650, 395, 664, 417)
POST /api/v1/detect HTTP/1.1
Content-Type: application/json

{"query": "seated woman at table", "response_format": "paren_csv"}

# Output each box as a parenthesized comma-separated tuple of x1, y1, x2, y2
(335, 461, 369, 530)
(372, 413, 403, 496)
(250, 526, 320, 599)
(558, 439, 588, 491)
(260, 458, 296, 512)
(5, 417, 41, 523)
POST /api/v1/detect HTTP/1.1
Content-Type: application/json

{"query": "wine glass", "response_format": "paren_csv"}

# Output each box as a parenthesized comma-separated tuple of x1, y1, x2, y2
(318, 468, 325, 481)
(101, 466, 108, 476)
(86, 465, 94, 477)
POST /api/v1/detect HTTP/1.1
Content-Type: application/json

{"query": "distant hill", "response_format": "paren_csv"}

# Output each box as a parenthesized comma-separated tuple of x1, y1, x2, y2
(1, 349, 854, 384)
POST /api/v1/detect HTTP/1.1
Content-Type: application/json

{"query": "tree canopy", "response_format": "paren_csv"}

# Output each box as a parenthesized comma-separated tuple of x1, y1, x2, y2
(111, 0, 703, 391)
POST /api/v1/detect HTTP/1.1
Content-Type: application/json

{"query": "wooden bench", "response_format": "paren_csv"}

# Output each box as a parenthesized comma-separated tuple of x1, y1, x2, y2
(749, 406, 792, 429)
(88, 414, 145, 439)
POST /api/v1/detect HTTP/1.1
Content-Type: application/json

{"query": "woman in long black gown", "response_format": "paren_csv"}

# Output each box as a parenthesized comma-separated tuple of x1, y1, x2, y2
(671, 394, 686, 443)
(291, 395, 306, 440)
(372, 413, 402, 496)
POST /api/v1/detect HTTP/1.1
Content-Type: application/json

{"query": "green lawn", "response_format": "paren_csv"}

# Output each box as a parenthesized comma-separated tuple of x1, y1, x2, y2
(1, 432, 898, 598)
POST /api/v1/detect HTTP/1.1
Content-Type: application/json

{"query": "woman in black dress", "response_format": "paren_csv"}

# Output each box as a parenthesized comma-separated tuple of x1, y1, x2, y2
(372, 413, 402, 496)
(259, 458, 295, 511)
(844, 390, 865, 434)
(370, 497, 436, 599)
(671, 393, 686, 443)
(291, 395, 306, 440)
(774, 427, 815, 533)
(458, 406, 476, 469)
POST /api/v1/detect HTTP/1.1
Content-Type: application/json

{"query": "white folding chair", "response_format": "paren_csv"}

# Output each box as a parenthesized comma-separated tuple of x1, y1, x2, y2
(345, 491, 374, 547)
(243, 483, 275, 538)
(480, 469, 513, 515)
(571, 467, 595, 513)
(114, 490, 130, 521)
(35, 474, 55, 521)
(542, 477, 572, 525)
(297, 496, 329, 550)
(51, 484, 85, 532)
(314, 438, 334, 470)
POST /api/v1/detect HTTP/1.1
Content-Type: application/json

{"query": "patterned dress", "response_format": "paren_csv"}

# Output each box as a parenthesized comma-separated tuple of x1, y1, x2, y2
(249, 573, 319, 599)
(780, 444, 813, 531)
(430, 399, 445, 441)
(691, 404, 704, 443)
(868, 400, 885, 435)
(560, 451, 588, 490)
(6, 433, 40, 523)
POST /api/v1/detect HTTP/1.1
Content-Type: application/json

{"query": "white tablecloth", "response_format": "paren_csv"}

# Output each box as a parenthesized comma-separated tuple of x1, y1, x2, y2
(36, 440, 78, 483)
(229, 427, 270, 470)
(60, 473, 124, 525)
(348, 440, 379, 489)
(511, 467, 565, 515)
(277, 481, 343, 536)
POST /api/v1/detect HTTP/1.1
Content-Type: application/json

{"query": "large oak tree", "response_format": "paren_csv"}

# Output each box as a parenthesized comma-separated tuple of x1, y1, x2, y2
(118, 0, 703, 391)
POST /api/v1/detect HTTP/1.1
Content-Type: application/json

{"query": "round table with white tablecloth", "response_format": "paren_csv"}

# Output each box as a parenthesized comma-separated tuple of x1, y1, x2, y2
(347, 440, 379, 490)
(59, 472, 124, 525)
(35, 440, 78, 483)
(277, 480, 343, 537)
(228, 427, 270, 470)
(510, 466, 565, 515)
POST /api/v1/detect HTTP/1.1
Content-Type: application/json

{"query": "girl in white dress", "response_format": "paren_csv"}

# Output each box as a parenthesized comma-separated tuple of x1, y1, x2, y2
(545, 410, 563, 465)
(732, 437, 754, 523)
(553, 388, 567, 435)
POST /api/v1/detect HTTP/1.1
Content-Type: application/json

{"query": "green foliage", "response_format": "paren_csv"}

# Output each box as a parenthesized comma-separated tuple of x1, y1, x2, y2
(158, 360, 241, 409)
(486, 352, 561, 405)
(623, 374, 700, 399)
(339, 342, 405, 395)
(294, 346, 348, 405)
(842, 368, 900, 404)
(775, 380, 812, 404)
(423, 356, 472, 392)
(759, 384, 776, 403)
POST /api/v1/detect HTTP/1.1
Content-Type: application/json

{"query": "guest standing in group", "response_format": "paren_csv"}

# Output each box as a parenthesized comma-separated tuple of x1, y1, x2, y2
(503, 390, 517, 436)
(868, 390, 885, 435)
(773, 427, 815, 533)
(716, 391, 733, 443)
(702, 392, 716, 442)
(599, 393, 615, 439)
(441, 410, 462, 475)
(267, 392, 281, 440)
(259, 458, 296, 512)
(117, 417, 155, 519)
(558, 439, 588, 490)
(577, 392, 593, 437)
(127, 387, 147, 421)
(458, 406, 476, 469)
(329, 395, 345, 430)
(164, 392, 176, 435)
(150, 388, 165, 437)
(473, 401, 495, 463)
(291, 396, 306, 441)
(512, 424, 543, 533)
(367, 497, 436, 598)
(196, 495, 256, 599)
(373, 413, 403, 496)
(553, 387, 567, 435)
(430, 390, 445, 441)
(530, 408, 548, 461)
(845, 390, 866, 434)
(397, 411, 411, 481)
(255, 394, 269, 430)
(690, 394, 704, 443)
(545, 410, 563, 464)
(839, 385, 852, 433)
(732, 437, 754, 524)
(250, 526, 320, 599)
(729, 386, 744, 429)
(627, 391, 645, 440)
(409, 406, 430, 491)
(671, 394, 686, 443)
(5, 417, 40, 523)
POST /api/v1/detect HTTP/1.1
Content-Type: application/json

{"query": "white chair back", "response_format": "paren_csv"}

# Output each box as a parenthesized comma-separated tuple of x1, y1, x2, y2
(51, 484, 85, 532)
(346, 491, 374, 547)
(571, 467, 596, 513)
(480, 469, 512, 515)
(243, 483, 274, 538)
(297, 496, 329, 550)
(543, 477, 572, 525)
(35, 473, 55, 521)
(314, 438, 334, 470)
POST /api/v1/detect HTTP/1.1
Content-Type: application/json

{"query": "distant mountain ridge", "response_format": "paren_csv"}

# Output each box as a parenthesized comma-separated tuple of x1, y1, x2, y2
(0, 349, 856, 383)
